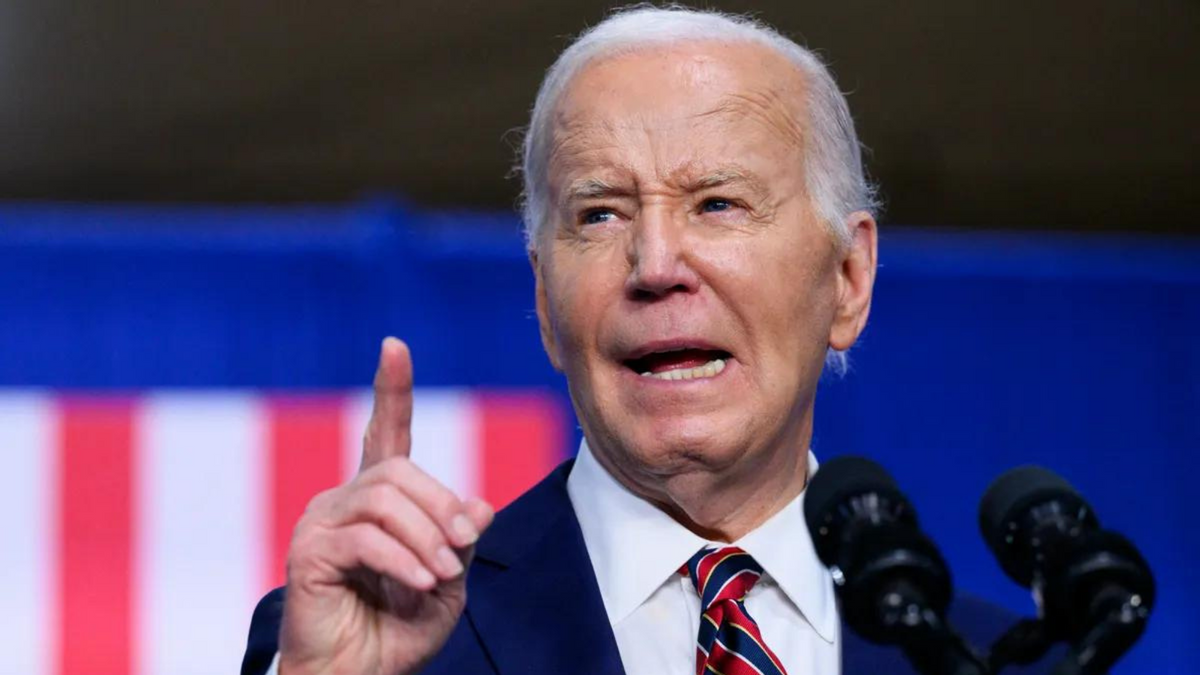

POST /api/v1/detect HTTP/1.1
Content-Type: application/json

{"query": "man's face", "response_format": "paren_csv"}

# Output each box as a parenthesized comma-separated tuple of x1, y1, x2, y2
(534, 42, 875, 495)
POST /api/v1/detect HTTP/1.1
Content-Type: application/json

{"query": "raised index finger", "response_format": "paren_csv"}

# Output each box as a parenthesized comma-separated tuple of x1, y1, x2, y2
(361, 336, 414, 469)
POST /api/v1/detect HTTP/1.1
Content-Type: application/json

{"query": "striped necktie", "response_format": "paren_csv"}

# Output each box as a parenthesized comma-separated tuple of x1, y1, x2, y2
(684, 546, 789, 675)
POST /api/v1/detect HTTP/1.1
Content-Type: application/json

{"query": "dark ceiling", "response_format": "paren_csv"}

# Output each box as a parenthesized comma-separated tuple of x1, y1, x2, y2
(1, 1, 1197, 232)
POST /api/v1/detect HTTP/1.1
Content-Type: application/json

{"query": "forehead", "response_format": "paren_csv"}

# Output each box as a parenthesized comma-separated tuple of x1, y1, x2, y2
(548, 41, 810, 182)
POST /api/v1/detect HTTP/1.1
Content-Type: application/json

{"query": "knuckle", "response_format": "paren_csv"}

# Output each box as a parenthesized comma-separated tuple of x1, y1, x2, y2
(384, 453, 411, 470)
(361, 484, 394, 513)
(431, 490, 462, 523)
(418, 520, 447, 552)
(340, 523, 371, 548)
(380, 455, 411, 483)
(286, 530, 310, 558)
(285, 527, 324, 571)
(302, 487, 338, 516)
(388, 503, 440, 552)
(356, 454, 397, 484)
(336, 524, 380, 560)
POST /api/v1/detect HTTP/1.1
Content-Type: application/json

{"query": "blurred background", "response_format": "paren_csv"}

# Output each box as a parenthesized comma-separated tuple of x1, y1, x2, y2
(0, 1, 1196, 674)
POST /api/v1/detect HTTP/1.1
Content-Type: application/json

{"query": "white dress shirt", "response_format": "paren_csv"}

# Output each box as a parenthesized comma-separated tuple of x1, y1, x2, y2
(567, 440, 840, 675)
(265, 442, 839, 675)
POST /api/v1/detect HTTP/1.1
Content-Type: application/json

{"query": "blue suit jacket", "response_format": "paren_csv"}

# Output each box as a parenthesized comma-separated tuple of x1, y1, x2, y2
(242, 460, 1050, 675)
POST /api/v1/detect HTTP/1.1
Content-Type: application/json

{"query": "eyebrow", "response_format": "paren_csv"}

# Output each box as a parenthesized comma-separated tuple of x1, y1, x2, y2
(563, 166, 771, 202)
(692, 168, 752, 190)
(686, 166, 771, 199)
(565, 178, 632, 201)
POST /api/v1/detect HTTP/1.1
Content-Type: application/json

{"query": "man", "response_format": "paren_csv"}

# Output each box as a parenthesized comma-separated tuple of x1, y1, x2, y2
(243, 7, 1037, 675)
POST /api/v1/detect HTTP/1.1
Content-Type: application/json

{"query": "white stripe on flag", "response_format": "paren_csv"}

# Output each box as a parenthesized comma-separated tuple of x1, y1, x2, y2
(136, 392, 266, 675)
(341, 389, 372, 483)
(0, 392, 54, 675)
(342, 388, 478, 498)
(410, 389, 478, 499)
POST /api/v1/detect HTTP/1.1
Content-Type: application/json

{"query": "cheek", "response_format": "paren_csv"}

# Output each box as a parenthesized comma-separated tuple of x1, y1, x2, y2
(711, 233, 838, 359)
(547, 241, 631, 345)
(548, 283, 587, 354)
(546, 264, 611, 360)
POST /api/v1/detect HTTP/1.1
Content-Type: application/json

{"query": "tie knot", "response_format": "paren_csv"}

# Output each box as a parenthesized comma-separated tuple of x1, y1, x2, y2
(684, 546, 764, 611)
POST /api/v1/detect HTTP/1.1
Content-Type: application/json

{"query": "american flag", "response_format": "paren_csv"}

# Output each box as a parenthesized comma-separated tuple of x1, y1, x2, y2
(0, 388, 566, 675)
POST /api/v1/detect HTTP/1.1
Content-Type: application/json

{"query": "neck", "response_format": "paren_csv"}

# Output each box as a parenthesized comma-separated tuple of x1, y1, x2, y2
(592, 416, 813, 542)
(661, 445, 809, 542)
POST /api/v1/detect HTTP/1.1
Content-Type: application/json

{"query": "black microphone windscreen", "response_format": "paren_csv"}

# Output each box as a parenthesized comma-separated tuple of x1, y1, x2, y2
(804, 455, 902, 537)
(978, 465, 1084, 566)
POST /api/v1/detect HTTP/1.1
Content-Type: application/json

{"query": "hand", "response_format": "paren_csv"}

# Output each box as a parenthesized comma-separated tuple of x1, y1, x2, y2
(278, 337, 495, 675)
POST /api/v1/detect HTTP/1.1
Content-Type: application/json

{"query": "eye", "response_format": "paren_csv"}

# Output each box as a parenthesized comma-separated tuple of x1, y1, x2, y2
(700, 198, 735, 214)
(581, 208, 618, 225)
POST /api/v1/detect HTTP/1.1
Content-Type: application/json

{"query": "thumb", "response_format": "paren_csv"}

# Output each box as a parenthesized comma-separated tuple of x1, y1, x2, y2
(449, 498, 495, 573)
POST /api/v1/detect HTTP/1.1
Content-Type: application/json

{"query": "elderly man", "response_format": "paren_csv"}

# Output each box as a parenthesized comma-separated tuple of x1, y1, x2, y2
(242, 7, 1028, 675)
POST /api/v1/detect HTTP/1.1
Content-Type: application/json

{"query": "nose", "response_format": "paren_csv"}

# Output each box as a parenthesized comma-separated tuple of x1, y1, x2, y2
(624, 205, 701, 301)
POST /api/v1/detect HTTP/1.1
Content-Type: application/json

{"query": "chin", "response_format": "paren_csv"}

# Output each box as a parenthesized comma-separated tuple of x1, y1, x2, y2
(622, 413, 749, 472)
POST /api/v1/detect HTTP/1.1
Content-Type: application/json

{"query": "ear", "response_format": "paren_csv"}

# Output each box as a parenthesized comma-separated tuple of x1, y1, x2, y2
(829, 211, 878, 351)
(531, 250, 564, 372)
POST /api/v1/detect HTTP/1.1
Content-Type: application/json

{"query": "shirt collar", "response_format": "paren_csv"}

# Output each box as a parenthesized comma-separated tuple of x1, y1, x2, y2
(566, 439, 838, 643)
(567, 441, 708, 626)
(734, 453, 838, 643)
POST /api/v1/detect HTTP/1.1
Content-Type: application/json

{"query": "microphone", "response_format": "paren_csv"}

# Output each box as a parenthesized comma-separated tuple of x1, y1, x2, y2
(979, 466, 1154, 674)
(805, 456, 986, 675)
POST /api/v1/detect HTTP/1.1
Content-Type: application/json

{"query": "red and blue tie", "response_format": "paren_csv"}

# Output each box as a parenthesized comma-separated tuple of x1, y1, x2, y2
(684, 546, 789, 675)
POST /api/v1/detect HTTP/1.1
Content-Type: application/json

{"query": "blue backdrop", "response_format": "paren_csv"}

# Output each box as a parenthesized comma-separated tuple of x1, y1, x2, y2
(2, 200, 1196, 673)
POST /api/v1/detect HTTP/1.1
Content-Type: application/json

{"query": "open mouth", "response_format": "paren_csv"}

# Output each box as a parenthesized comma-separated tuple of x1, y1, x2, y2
(622, 347, 732, 381)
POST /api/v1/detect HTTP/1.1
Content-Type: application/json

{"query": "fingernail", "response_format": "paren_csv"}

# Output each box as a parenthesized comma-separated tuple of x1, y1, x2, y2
(470, 498, 495, 524)
(451, 514, 479, 546)
(411, 565, 436, 589)
(437, 546, 464, 577)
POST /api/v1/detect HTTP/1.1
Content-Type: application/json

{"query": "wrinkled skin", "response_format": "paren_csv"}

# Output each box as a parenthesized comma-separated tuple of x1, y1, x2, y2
(533, 41, 877, 541)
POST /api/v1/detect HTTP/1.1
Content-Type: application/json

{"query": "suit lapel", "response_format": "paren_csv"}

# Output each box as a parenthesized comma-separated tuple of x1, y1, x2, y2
(465, 461, 626, 675)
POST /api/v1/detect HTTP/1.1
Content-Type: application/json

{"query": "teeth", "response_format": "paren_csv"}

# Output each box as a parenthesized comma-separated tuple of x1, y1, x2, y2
(639, 358, 726, 381)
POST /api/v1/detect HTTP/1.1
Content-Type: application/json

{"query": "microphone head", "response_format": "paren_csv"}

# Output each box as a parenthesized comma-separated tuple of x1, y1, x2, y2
(804, 456, 908, 568)
(978, 465, 1093, 586)
(804, 455, 953, 643)
(980, 465, 1155, 646)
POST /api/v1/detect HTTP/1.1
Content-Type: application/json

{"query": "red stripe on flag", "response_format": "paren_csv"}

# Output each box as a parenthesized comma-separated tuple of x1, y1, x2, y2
(266, 396, 344, 589)
(476, 392, 564, 510)
(57, 398, 136, 675)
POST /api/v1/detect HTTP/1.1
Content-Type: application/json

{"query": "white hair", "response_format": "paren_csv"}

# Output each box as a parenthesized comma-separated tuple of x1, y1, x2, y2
(519, 4, 878, 374)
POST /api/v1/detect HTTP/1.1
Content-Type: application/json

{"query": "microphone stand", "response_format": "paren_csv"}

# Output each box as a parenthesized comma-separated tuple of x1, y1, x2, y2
(982, 586, 1150, 675)
(986, 618, 1056, 672)
(877, 590, 1148, 675)
(875, 579, 990, 675)
(1048, 586, 1151, 675)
